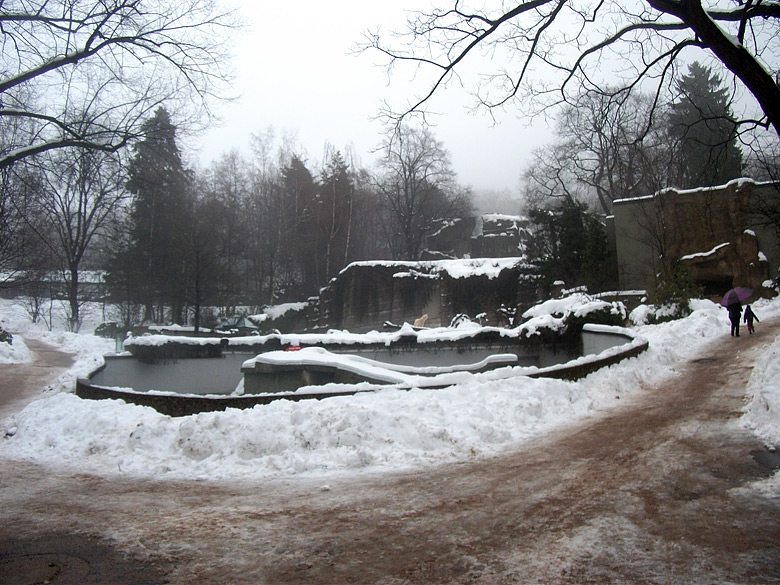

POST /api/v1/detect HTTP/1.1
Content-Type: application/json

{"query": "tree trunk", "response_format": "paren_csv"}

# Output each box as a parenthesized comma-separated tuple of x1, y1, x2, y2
(67, 266, 80, 333)
(194, 259, 202, 334)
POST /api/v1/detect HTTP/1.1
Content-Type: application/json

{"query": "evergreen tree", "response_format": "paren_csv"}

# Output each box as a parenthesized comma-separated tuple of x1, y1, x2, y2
(202, 151, 250, 314)
(528, 196, 615, 295)
(279, 155, 316, 299)
(581, 213, 618, 293)
(185, 190, 223, 332)
(317, 150, 354, 285)
(668, 62, 743, 188)
(108, 107, 192, 323)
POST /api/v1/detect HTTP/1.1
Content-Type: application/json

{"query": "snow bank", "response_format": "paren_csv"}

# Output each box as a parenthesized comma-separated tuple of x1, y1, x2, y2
(0, 333, 30, 364)
(743, 334, 780, 446)
(0, 299, 113, 365)
(5, 376, 597, 480)
(521, 292, 624, 321)
(2, 296, 780, 489)
(254, 302, 307, 321)
(741, 332, 780, 494)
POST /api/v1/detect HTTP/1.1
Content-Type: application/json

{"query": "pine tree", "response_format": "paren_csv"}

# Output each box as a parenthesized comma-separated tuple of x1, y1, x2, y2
(668, 62, 743, 188)
(279, 155, 316, 300)
(528, 196, 615, 295)
(317, 151, 354, 285)
(109, 107, 192, 323)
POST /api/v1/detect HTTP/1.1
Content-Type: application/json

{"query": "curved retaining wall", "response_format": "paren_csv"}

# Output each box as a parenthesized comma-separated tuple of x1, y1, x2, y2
(528, 324, 649, 381)
(76, 325, 648, 417)
(75, 382, 361, 417)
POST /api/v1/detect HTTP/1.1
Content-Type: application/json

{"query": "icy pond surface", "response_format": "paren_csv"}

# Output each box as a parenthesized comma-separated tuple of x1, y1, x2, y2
(90, 353, 248, 396)
(88, 328, 629, 397)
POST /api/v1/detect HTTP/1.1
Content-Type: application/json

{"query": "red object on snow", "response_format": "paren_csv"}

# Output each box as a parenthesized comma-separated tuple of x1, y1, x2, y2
(285, 345, 303, 352)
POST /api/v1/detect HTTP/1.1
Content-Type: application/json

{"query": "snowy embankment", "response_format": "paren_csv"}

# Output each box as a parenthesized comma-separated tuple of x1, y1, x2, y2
(1, 296, 780, 486)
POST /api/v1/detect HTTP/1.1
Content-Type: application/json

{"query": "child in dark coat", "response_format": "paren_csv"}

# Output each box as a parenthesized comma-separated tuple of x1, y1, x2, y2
(743, 304, 759, 334)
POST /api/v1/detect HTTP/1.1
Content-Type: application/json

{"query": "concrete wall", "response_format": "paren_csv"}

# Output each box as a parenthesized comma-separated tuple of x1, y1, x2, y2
(613, 195, 657, 292)
(613, 180, 780, 295)
(76, 378, 360, 417)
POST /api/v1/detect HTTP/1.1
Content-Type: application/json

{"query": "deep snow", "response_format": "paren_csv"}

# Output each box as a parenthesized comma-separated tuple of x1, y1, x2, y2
(1, 295, 780, 493)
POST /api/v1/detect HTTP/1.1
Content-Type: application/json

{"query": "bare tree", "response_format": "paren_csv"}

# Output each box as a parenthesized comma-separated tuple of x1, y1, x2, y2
(362, 0, 780, 139)
(376, 126, 473, 260)
(18, 148, 128, 331)
(523, 91, 672, 215)
(0, 166, 50, 293)
(0, 0, 236, 170)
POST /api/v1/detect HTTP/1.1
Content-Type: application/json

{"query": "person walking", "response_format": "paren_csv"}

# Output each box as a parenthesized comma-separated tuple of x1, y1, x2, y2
(743, 304, 759, 334)
(728, 302, 743, 337)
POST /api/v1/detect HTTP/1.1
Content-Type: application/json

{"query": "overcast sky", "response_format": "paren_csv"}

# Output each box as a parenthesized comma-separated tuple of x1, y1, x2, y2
(193, 0, 552, 200)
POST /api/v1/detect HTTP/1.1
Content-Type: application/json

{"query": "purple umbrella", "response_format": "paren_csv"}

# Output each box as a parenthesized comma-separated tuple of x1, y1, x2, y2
(720, 287, 753, 307)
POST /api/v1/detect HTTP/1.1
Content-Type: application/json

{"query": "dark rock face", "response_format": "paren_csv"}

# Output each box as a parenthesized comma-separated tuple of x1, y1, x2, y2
(656, 181, 771, 293)
(318, 260, 538, 333)
(613, 180, 780, 295)
(423, 215, 532, 260)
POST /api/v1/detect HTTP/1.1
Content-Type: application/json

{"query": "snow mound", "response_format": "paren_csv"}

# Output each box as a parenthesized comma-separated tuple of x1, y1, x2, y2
(2, 296, 780, 490)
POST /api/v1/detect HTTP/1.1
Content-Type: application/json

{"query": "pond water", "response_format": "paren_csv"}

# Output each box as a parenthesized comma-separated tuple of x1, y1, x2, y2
(90, 353, 248, 396)
(80, 327, 644, 416)
(88, 335, 610, 397)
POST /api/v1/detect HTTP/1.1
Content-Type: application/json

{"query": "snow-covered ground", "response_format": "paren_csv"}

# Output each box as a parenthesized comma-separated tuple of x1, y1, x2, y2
(1, 295, 780, 491)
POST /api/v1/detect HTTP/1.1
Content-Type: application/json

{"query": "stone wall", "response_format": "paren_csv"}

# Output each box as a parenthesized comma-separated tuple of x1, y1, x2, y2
(317, 260, 536, 332)
(613, 179, 780, 295)
(423, 217, 477, 258)
(319, 263, 441, 331)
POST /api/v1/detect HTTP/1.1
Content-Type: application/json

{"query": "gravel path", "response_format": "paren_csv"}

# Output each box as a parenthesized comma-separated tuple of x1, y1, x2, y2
(1, 324, 779, 584)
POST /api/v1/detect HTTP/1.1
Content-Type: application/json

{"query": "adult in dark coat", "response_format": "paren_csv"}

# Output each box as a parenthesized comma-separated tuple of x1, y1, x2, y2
(728, 302, 743, 336)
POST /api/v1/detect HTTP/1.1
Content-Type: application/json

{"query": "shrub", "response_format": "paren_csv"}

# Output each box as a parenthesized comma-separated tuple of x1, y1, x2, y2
(630, 301, 692, 325)
(94, 322, 130, 339)
(653, 261, 702, 306)
(565, 303, 627, 330)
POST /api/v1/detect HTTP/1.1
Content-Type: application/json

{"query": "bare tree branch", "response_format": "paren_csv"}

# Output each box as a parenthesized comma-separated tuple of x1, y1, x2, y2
(0, 0, 238, 170)
(361, 0, 780, 139)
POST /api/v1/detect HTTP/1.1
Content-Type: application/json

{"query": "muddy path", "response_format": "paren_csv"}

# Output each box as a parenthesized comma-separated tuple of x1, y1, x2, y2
(0, 338, 74, 419)
(1, 324, 780, 584)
